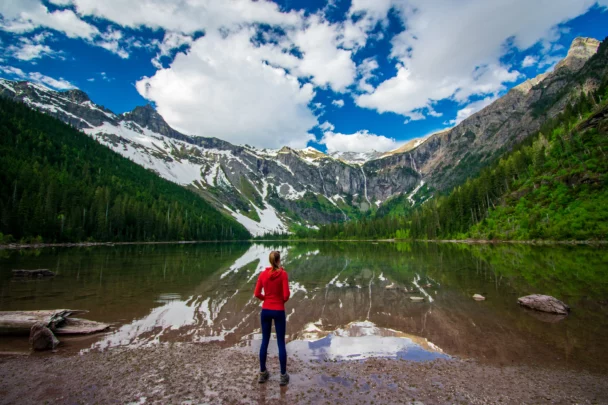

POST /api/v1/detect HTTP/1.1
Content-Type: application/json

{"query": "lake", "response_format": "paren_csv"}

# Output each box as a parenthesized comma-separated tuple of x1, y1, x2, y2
(0, 242, 607, 373)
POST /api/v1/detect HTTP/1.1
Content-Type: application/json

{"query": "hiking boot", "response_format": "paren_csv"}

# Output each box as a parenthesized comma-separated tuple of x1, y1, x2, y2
(279, 373, 290, 386)
(258, 370, 269, 384)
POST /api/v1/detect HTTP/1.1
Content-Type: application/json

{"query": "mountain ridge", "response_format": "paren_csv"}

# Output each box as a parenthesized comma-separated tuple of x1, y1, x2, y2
(368, 36, 606, 194)
(0, 36, 604, 235)
(0, 96, 250, 243)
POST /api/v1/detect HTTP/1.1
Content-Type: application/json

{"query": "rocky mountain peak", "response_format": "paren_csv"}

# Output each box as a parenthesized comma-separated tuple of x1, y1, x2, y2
(554, 37, 600, 72)
(513, 72, 549, 94)
(62, 89, 90, 104)
(278, 146, 295, 154)
(121, 104, 174, 135)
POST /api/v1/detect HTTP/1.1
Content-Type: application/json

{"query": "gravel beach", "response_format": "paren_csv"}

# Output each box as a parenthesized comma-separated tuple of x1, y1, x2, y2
(1, 343, 607, 404)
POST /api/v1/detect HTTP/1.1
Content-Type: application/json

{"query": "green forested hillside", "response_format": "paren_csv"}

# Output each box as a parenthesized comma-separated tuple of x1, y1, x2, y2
(408, 91, 608, 241)
(0, 98, 250, 243)
(310, 80, 608, 241)
(463, 104, 607, 240)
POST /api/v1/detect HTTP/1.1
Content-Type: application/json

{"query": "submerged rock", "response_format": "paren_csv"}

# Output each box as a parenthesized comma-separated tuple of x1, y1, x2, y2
(517, 294, 570, 315)
(523, 308, 568, 323)
(472, 294, 486, 301)
(12, 269, 55, 277)
(29, 323, 59, 351)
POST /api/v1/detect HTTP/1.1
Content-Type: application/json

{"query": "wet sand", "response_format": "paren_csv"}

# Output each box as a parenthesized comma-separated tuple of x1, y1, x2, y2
(1, 344, 607, 404)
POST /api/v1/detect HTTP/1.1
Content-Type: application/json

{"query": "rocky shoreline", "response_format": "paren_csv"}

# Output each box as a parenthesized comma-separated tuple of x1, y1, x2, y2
(1, 238, 605, 250)
(0, 344, 607, 404)
(0, 240, 215, 250)
(421, 238, 608, 245)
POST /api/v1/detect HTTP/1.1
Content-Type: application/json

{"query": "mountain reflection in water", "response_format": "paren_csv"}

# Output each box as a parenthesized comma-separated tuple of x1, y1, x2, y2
(0, 242, 607, 373)
(241, 320, 449, 362)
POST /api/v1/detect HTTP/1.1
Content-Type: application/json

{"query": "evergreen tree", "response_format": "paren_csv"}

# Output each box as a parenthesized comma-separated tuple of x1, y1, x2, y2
(0, 98, 250, 243)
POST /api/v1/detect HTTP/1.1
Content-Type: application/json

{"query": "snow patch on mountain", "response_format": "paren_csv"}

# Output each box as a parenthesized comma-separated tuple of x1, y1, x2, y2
(329, 150, 383, 165)
(86, 122, 204, 186)
(26, 97, 94, 127)
(277, 183, 307, 200)
(224, 204, 288, 237)
(0, 79, 16, 93)
(407, 181, 425, 205)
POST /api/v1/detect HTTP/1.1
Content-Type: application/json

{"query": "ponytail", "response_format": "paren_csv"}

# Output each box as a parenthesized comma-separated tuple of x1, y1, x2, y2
(269, 250, 281, 272)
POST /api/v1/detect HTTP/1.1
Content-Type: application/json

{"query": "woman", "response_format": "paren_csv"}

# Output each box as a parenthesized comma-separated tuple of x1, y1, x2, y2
(254, 250, 291, 386)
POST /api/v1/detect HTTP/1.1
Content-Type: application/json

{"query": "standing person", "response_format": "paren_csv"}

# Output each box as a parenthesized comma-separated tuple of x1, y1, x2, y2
(254, 250, 291, 386)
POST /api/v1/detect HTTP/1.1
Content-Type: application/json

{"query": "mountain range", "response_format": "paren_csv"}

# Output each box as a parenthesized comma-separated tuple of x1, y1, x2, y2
(0, 36, 605, 236)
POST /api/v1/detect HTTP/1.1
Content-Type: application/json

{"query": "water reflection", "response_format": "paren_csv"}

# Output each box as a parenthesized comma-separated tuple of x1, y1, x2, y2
(242, 320, 449, 362)
(0, 242, 607, 373)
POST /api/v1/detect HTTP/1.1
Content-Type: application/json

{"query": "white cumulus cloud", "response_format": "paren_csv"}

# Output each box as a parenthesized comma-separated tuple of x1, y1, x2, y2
(289, 16, 357, 92)
(355, 0, 604, 120)
(357, 57, 380, 93)
(332, 99, 345, 108)
(152, 32, 193, 68)
(0, 65, 76, 90)
(2, 0, 606, 149)
(2, 28, 61, 62)
(522, 55, 538, 67)
(0, 0, 99, 39)
(136, 29, 317, 149)
(318, 121, 335, 131)
(321, 130, 399, 153)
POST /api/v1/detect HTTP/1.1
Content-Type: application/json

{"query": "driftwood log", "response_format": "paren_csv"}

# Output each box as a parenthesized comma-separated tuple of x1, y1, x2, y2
(0, 310, 109, 335)
(12, 269, 55, 277)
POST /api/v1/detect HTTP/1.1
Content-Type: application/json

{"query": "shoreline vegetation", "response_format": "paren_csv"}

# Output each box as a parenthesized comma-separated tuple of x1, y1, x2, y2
(1, 237, 606, 250)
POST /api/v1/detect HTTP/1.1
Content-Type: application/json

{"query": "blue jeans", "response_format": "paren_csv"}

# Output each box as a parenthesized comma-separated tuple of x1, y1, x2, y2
(259, 309, 287, 374)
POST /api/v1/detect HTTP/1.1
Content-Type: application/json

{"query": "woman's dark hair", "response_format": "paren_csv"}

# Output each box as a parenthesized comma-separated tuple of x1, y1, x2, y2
(269, 251, 281, 272)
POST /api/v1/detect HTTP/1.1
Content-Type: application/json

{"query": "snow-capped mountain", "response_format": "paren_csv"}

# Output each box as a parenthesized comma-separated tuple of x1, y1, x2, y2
(0, 78, 419, 235)
(1, 36, 602, 234)
(329, 150, 385, 165)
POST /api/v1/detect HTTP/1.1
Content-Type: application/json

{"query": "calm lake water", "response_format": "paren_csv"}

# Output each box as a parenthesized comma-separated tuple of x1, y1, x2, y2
(0, 242, 607, 372)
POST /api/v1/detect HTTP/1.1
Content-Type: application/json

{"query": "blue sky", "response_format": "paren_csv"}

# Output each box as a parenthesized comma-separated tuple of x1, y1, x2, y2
(0, 1, 607, 152)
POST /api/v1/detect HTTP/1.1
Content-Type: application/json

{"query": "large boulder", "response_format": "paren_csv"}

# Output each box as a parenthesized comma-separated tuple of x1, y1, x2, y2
(517, 294, 570, 315)
(29, 322, 59, 351)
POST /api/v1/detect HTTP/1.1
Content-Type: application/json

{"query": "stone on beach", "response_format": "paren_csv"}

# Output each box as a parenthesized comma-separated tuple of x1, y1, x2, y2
(29, 322, 59, 351)
(517, 294, 570, 315)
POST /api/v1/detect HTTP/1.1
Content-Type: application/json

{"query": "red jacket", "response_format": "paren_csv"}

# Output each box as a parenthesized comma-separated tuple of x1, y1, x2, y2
(254, 267, 291, 311)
